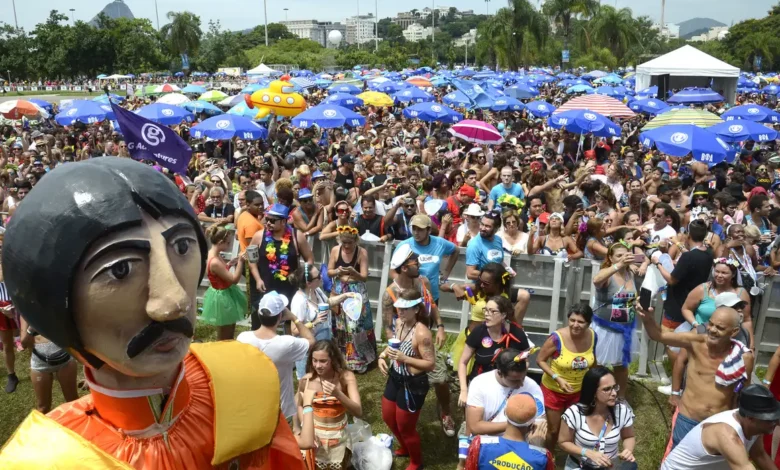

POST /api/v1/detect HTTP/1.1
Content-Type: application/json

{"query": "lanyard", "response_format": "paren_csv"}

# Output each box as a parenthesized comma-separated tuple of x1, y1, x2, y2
(581, 420, 609, 469)
(730, 248, 757, 282)
(209, 204, 227, 219)
(487, 388, 514, 422)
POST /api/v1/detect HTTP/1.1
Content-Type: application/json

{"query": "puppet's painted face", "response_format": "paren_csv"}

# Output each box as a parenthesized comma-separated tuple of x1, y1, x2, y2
(73, 211, 202, 377)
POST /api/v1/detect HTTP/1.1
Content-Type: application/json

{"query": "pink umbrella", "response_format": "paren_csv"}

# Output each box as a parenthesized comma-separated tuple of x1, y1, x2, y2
(448, 120, 504, 145)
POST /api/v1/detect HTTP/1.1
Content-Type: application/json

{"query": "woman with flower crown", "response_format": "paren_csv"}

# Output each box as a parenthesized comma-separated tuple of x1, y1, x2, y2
(326, 225, 377, 373)
(249, 203, 315, 328)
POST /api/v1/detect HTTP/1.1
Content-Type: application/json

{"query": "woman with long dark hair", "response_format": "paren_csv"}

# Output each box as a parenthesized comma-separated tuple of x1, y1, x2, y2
(297, 340, 362, 470)
(559, 366, 636, 469)
(378, 288, 435, 470)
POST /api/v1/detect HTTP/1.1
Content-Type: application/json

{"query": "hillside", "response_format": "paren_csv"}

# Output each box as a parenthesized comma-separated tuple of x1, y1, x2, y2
(678, 17, 726, 37)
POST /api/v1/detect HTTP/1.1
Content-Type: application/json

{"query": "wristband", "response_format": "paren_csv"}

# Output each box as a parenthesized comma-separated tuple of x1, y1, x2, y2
(552, 373, 560, 381)
(305, 322, 314, 329)
(303, 406, 313, 414)
(671, 390, 682, 396)
(763, 378, 772, 385)
(581, 448, 587, 458)
(437, 324, 445, 329)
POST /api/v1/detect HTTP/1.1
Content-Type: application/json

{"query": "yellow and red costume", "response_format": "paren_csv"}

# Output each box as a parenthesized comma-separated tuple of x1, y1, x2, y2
(1, 342, 305, 470)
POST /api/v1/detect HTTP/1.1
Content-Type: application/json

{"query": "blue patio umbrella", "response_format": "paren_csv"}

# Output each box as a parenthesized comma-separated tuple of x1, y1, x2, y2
(526, 101, 557, 118)
(136, 103, 195, 125)
(722, 104, 780, 123)
(490, 97, 525, 112)
(315, 79, 333, 88)
(174, 72, 185, 77)
(324, 93, 364, 109)
(55, 100, 115, 125)
(368, 80, 403, 93)
(547, 109, 621, 137)
(182, 84, 207, 95)
(240, 84, 263, 94)
(458, 69, 476, 77)
(192, 114, 268, 140)
(597, 74, 624, 85)
(657, 105, 689, 114)
(473, 71, 496, 80)
(289, 77, 316, 90)
(668, 87, 724, 104)
(762, 85, 780, 95)
(227, 102, 269, 121)
(442, 90, 472, 108)
(182, 100, 223, 116)
(126, 74, 136, 79)
(639, 124, 730, 165)
(385, 72, 402, 80)
(28, 98, 52, 112)
(566, 84, 594, 94)
(483, 87, 505, 100)
(328, 83, 362, 95)
(637, 86, 658, 98)
(402, 102, 463, 123)
(93, 94, 125, 104)
(291, 104, 366, 129)
(737, 87, 759, 93)
(96, 74, 107, 79)
(737, 76, 758, 88)
(594, 86, 620, 97)
(504, 83, 539, 100)
(629, 98, 669, 115)
(557, 73, 576, 79)
(393, 87, 434, 104)
(708, 120, 778, 143)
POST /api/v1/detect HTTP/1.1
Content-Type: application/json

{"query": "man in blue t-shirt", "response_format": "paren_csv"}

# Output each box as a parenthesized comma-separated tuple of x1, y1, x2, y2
(466, 213, 505, 280)
(395, 214, 458, 302)
(488, 166, 525, 211)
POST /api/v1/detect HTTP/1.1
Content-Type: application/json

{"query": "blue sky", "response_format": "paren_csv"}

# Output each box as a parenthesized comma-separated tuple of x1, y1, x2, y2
(3, 0, 777, 32)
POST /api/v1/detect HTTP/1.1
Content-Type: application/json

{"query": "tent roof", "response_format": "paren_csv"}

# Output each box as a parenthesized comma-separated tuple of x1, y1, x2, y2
(247, 63, 278, 75)
(636, 45, 739, 78)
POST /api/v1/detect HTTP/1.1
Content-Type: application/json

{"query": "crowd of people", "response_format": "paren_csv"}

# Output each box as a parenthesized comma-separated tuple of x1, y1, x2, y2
(0, 67, 779, 470)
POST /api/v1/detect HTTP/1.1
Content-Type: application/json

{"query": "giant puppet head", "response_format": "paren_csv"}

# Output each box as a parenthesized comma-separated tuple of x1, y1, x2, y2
(2, 158, 207, 376)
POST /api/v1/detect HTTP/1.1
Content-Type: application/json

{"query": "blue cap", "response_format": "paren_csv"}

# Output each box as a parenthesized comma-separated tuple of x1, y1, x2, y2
(657, 161, 671, 174)
(298, 188, 313, 199)
(312, 170, 325, 180)
(266, 203, 290, 219)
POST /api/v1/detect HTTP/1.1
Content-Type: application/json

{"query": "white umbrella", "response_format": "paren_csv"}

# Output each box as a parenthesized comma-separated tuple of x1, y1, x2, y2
(105, 74, 131, 80)
(217, 95, 245, 107)
(156, 93, 191, 105)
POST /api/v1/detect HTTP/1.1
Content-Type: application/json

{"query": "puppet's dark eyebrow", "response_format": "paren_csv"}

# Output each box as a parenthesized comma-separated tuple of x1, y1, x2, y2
(84, 240, 151, 270)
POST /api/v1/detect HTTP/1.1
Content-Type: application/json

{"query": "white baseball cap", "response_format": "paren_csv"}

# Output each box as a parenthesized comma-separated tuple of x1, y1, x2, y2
(390, 244, 418, 270)
(258, 291, 289, 316)
(714, 292, 747, 309)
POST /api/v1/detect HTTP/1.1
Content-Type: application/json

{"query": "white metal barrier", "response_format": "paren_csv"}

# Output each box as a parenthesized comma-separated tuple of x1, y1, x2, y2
(199, 227, 779, 377)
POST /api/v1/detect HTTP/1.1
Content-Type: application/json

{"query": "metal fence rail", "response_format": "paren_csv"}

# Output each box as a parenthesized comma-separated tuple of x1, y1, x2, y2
(199, 227, 779, 376)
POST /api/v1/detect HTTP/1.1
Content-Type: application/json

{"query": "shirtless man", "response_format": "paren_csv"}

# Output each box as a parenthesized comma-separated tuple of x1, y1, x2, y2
(639, 305, 754, 453)
(644, 166, 663, 196)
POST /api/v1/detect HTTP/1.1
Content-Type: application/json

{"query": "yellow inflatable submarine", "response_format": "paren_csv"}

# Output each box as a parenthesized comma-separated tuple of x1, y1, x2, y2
(245, 75, 307, 119)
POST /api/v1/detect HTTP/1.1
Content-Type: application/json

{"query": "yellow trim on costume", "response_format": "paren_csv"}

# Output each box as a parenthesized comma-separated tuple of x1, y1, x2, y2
(190, 341, 281, 465)
(0, 410, 132, 469)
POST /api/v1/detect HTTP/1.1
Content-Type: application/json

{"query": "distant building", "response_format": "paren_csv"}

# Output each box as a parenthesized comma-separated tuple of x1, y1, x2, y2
(460, 9, 475, 16)
(393, 12, 418, 30)
(282, 20, 346, 48)
(454, 28, 477, 47)
(690, 26, 729, 42)
(403, 23, 434, 42)
(346, 14, 376, 44)
(90, 0, 134, 27)
(652, 22, 680, 39)
(418, 6, 451, 19)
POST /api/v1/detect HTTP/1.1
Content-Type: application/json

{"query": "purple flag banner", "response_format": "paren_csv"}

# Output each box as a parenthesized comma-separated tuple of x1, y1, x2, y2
(110, 102, 191, 175)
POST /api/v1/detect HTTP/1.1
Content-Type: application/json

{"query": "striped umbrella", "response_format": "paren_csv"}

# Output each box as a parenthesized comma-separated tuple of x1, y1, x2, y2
(406, 76, 433, 88)
(0, 100, 50, 120)
(448, 120, 504, 145)
(554, 94, 635, 118)
(642, 108, 723, 130)
(289, 77, 316, 89)
(199, 90, 228, 102)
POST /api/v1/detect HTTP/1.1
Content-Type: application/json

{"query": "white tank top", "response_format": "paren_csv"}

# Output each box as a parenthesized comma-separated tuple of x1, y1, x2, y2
(661, 410, 758, 470)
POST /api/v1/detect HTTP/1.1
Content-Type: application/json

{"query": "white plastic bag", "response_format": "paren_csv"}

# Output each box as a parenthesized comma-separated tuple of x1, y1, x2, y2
(345, 417, 372, 448)
(351, 441, 393, 470)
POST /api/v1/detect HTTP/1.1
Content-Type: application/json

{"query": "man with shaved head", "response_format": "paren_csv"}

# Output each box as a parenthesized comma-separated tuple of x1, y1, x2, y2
(639, 305, 754, 458)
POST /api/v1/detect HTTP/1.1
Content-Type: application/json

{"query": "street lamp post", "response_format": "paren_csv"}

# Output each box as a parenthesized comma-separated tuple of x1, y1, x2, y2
(374, 0, 378, 52)
(69, 9, 76, 24)
(154, 0, 160, 30)
(356, 0, 360, 49)
(263, 0, 269, 46)
(431, 1, 435, 63)
(485, 0, 491, 15)
(283, 8, 289, 22)
(11, 0, 18, 29)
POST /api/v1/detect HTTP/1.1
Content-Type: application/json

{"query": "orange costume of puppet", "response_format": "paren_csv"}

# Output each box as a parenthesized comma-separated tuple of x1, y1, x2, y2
(0, 158, 306, 469)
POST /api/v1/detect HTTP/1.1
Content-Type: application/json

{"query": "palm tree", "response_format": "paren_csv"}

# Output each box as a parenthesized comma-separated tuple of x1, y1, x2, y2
(542, 0, 599, 63)
(738, 33, 776, 71)
(476, 0, 548, 69)
(508, 0, 549, 69)
(160, 11, 202, 58)
(587, 5, 639, 62)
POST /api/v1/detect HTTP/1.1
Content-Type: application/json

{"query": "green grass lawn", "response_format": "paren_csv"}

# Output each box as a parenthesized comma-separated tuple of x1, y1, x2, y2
(0, 325, 671, 469)
(1, 90, 128, 98)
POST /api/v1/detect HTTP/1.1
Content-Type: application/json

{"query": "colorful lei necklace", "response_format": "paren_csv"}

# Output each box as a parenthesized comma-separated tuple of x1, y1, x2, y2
(265, 226, 293, 281)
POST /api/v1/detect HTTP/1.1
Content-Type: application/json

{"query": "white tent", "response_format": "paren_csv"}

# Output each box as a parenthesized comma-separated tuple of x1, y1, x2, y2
(105, 74, 131, 80)
(246, 63, 279, 76)
(635, 45, 740, 104)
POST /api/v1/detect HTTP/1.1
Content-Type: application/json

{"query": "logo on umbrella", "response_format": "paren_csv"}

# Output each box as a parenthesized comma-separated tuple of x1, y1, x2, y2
(583, 113, 597, 121)
(323, 109, 338, 118)
(67, 108, 78, 116)
(670, 132, 689, 144)
(536, 104, 547, 111)
(748, 108, 760, 114)
(431, 105, 442, 112)
(403, 91, 411, 96)
(496, 100, 506, 105)
(161, 109, 175, 117)
(141, 123, 166, 146)
(728, 125, 744, 133)
(216, 120, 231, 129)
(647, 101, 657, 108)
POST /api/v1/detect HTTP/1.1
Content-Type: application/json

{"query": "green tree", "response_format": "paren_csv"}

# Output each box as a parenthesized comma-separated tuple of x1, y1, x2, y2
(476, 0, 548, 69)
(542, 0, 599, 63)
(160, 11, 202, 58)
(0, 24, 32, 80)
(585, 5, 639, 62)
(735, 32, 777, 70)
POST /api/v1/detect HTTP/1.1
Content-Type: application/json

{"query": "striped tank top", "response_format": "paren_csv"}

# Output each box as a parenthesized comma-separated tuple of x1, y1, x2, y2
(392, 323, 417, 377)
